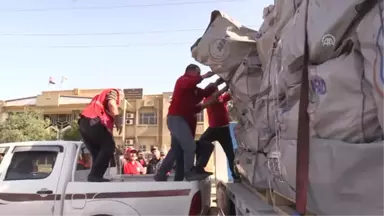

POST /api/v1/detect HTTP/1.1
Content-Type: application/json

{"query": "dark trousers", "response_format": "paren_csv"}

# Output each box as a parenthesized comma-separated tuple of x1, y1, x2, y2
(197, 126, 236, 177)
(78, 117, 116, 179)
(173, 140, 215, 181)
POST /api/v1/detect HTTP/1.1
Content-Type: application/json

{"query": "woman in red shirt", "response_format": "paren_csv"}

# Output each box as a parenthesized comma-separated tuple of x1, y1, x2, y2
(123, 147, 145, 175)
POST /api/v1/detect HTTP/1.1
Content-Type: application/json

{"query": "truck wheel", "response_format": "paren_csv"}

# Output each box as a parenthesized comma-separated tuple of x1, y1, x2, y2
(216, 182, 234, 215)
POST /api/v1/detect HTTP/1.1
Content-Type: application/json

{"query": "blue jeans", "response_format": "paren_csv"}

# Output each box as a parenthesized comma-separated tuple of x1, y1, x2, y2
(156, 116, 196, 179)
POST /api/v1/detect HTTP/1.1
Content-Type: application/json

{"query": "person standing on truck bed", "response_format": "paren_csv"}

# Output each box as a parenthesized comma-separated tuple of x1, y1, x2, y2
(154, 64, 216, 181)
(196, 81, 241, 182)
(78, 88, 124, 182)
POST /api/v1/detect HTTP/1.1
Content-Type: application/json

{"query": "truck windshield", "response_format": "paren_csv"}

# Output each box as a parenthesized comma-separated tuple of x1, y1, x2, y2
(4, 150, 57, 181)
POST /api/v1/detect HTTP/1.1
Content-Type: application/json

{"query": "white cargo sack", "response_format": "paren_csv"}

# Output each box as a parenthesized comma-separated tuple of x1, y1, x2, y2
(228, 50, 263, 104)
(357, 3, 384, 133)
(258, 4, 275, 34)
(308, 49, 382, 143)
(191, 10, 260, 81)
(269, 138, 384, 215)
(281, 0, 377, 72)
(234, 101, 275, 152)
(234, 148, 270, 189)
(273, 0, 302, 38)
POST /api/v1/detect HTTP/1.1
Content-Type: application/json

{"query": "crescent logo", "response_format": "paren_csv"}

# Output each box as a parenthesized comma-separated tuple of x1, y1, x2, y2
(208, 37, 230, 63)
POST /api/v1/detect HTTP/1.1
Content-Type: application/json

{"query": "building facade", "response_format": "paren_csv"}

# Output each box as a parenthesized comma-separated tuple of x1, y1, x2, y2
(0, 88, 209, 153)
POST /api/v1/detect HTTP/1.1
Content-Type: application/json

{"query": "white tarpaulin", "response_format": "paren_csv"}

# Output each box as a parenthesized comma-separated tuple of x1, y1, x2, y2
(190, 10, 260, 81)
(228, 50, 263, 103)
(234, 100, 276, 152)
(273, 0, 302, 38)
(357, 3, 384, 133)
(234, 148, 270, 189)
(308, 48, 382, 143)
(267, 138, 384, 215)
(259, 4, 275, 34)
(280, 0, 376, 73)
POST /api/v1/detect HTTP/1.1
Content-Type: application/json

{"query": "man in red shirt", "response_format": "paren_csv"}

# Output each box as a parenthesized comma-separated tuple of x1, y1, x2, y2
(78, 88, 124, 182)
(154, 64, 216, 181)
(195, 82, 240, 182)
(123, 147, 145, 175)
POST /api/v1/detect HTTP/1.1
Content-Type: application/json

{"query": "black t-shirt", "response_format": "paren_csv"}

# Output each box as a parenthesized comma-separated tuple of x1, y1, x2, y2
(147, 158, 161, 174)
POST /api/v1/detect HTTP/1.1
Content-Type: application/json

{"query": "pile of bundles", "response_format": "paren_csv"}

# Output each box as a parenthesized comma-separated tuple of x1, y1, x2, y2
(191, 0, 384, 215)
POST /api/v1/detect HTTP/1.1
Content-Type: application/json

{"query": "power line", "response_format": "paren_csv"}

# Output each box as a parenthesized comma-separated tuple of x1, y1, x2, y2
(0, 0, 249, 12)
(0, 28, 206, 36)
(0, 42, 193, 49)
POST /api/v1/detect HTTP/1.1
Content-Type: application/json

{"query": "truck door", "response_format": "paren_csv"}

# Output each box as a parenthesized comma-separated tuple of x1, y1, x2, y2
(0, 145, 65, 215)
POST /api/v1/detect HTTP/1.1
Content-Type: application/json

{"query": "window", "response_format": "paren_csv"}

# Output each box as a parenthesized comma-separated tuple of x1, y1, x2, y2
(4, 151, 58, 181)
(139, 113, 157, 125)
(76, 146, 92, 170)
(139, 145, 147, 152)
(197, 111, 204, 122)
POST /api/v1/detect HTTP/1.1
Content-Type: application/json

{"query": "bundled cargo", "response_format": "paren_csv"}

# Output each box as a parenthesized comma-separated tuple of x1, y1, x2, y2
(190, 10, 260, 81)
(281, 0, 379, 73)
(191, 0, 384, 214)
(228, 49, 263, 104)
(266, 138, 384, 215)
(356, 2, 384, 133)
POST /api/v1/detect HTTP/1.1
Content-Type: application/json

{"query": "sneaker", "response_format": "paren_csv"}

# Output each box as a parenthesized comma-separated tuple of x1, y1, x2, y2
(88, 176, 110, 182)
(184, 170, 210, 181)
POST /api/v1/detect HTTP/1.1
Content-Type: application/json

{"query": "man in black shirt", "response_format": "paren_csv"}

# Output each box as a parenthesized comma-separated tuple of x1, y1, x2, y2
(147, 146, 162, 174)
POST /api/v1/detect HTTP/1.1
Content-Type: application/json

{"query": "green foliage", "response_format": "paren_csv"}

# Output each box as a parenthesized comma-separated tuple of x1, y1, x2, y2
(62, 120, 81, 141)
(0, 109, 56, 143)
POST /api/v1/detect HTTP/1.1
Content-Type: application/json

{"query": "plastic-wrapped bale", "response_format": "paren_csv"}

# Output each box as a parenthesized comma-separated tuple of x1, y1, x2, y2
(258, 4, 275, 34)
(280, 0, 378, 73)
(228, 50, 263, 104)
(308, 47, 382, 143)
(277, 85, 316, 140)
(356, 3, 384, 133)
(268, 138, 384, 215)
(190, 10, 260, 81)
(257, 0, 303, 70)
(236, 98, 278, 152)
(234, 147, 270, 189)
(258, 50, 284, 100)
(275, 41, 302, 94)
(272, 0, 302, 38)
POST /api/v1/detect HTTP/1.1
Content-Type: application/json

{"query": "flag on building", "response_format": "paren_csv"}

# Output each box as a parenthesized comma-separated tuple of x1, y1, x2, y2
(48, 77, 56, 85)
(61, 76, 68, 84)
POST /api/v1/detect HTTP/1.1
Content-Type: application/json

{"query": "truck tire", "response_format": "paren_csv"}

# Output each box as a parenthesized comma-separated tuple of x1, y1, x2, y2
(216, 182, 236, 215)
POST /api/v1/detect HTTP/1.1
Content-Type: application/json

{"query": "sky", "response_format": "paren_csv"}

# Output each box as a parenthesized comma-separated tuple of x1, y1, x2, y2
(0, 0, 273, 100)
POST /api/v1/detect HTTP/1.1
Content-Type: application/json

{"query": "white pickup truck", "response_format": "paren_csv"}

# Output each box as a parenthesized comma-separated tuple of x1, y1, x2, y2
(0, 141, 212, 216)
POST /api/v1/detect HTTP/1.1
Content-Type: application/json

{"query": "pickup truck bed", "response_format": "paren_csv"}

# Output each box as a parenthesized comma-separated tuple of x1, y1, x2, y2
(0, 141, 212, 216)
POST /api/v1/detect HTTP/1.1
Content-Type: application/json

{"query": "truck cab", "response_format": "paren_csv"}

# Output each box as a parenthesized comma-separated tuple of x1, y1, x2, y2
(0, 141, 212, 216)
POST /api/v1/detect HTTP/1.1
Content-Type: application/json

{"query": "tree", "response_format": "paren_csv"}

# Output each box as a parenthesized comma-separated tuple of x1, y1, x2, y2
(0, 110, 56, 143)
(62, 120, 81, 141)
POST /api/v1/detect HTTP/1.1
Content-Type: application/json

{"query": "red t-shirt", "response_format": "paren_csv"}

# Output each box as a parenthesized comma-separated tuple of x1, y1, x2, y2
(205, 93, 231, 128)
(123, 160, 144, 175)
(168, 74, 215, 136)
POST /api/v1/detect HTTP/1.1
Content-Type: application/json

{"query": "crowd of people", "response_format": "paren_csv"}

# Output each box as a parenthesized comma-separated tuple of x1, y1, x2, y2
(119, 146, 166, 175)
(77, 63, 240, 182)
